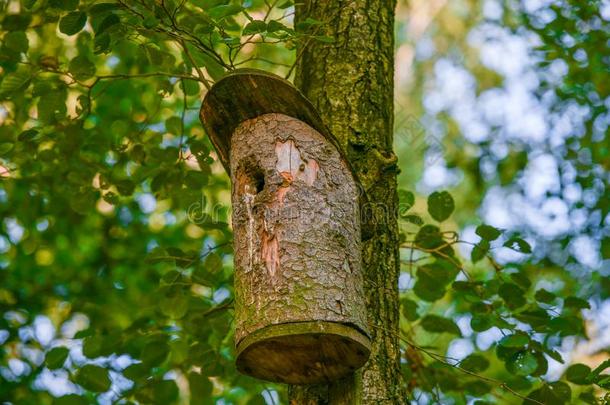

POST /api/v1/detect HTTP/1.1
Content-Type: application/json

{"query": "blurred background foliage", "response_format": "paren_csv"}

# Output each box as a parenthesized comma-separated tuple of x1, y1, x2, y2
(0, 0, 608, 404)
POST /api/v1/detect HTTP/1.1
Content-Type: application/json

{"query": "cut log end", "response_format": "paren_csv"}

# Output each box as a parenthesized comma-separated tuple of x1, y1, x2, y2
(236, 321, 371, 385)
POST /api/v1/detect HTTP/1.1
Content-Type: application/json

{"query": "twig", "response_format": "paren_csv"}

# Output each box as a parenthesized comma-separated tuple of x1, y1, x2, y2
(179, 39, 212, 90)
(178, 78, 187, 160)
(372, 324, 544, 405)
(404, 339, 543, 405)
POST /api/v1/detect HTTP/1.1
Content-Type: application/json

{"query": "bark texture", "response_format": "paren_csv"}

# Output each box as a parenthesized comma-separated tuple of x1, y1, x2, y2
(230, 113, 371, 384)
(290, 0, 403, 403)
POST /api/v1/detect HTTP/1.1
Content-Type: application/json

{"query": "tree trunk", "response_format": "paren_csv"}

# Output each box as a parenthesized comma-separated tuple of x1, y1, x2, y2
(289, 1, 403, 404)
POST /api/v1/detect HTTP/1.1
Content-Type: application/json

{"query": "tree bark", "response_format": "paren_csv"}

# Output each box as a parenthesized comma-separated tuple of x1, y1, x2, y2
(289, 0, 403, 404)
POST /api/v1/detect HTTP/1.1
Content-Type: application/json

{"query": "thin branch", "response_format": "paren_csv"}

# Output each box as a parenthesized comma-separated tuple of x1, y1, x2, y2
(403, 339, 544, 405)
(233, 56, 292, 67)
(178, 78, 187, 160)
(178, 38, 212, 90)
(371, 324, 544, 405)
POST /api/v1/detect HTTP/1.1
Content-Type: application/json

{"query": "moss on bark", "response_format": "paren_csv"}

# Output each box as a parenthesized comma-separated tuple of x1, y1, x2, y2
(289, 0, 404, 403)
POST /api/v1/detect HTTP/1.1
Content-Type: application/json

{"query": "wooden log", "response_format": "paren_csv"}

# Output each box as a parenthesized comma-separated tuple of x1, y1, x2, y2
(199, 70, 370, 385)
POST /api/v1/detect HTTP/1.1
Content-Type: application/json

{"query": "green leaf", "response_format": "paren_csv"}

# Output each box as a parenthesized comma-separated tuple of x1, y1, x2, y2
(418, 261, 460, 292)
(506, 377, 533, 392)
(267, 20, 289, 33)
(82, 336, 104, 358)
(427, 191, 454, 222)
(402, 214, 423, 226)
(470, 315, 493, 332)
(531, 350, 549, 376)
(398, 189, 415, 211)
(185, 171, 208, 188)
(413, 279, 446, 302)
(464, 381, 492, 396)
(68, 55, 96, 80)
(524, 383, 571, 405)
(208, 4, 244, 20)
(0, 70, 31, 96)
(143, 15, 159, 29)
(59, 11, 87, 36)
(548, 382, 571, 401)
(504, 237, 532, 253)
(243, 20, 267, 35)
(180, 79, 201, 96)
(24, 0, 38, 9)
(564, 296, 590, 310)
(5, 31, 29, 53)
(53, 394, 88, 405)
(420, 315, 461, 336)
(534, 288, 556, 303)
(189, 372, 213, 400)
(136, 379, 179, 404)
(123, 363, 149, 382)
(165, 247, 197, 268)
(45, 346, 69, 369)
(414, 225, 450, 253)
(49, 0, 79, 10)
(93, 33, 109, 54)
(38, 90, 67, 123)
(160, 290, 189, 319)
(0, 142, 14, 155)
(565, 363, 591, 385)
(165, 116, 182, 135)
(115, 179, 135, 196)
(589, 359, 610, 381)
(514, 308, 551, 330)
(18, 128, 38, 142)
(203, 252, 224, 274)
(602, 237, 610, 260)
(499, 282, 526, 309)
(471, 240, 489, 263)
(75, 364, 111, 392)
(2, 14, 32, 31)
(460, 354, 490, 372)
(88, 3, 120, 16)
(476, 224, 502, 241)
(186, 46, 225, 80)
(400, 298, 419, 321)
(507, 351, 538, 376)
(144, 247, 170, 264)
(542, 347, 564, 364)
(413, 260, 458, 302)
(510, 271, 531, 289)
(578, 391, 598, 405)
(549, 315, 584, 336)
(95, 13, 120, 36)
(499, 333, 530, 348)
(141, 339, 170, 367)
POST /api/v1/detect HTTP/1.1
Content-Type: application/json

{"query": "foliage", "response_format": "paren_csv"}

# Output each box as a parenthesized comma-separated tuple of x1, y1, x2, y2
(0, 0, 608, 404)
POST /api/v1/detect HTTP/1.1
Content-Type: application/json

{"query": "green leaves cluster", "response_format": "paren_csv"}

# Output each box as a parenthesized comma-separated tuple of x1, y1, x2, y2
(398, 188, 605, 403)
(0, 0, 298, 403)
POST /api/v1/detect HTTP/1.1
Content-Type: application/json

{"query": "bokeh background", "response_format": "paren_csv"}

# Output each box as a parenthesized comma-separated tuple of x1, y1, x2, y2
(0, 0, 608, 403)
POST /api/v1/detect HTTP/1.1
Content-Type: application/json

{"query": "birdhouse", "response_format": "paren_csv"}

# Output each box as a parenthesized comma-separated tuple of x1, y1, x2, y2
(199, 69, 370, 385)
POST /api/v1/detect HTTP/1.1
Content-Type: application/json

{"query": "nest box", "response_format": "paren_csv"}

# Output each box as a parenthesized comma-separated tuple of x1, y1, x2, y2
(199, 69, 370, 385)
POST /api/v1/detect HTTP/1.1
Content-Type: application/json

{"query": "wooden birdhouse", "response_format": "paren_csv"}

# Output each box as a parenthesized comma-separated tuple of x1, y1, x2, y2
(199, 69, 370, 385)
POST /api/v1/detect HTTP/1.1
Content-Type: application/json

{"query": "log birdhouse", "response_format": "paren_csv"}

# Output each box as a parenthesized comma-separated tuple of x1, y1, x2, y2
(199, 69, 370, 385)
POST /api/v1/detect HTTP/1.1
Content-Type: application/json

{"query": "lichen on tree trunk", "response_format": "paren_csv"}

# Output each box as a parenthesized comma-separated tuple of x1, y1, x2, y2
(290, 0, 403, 403)
(230, 113, 368, 343)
